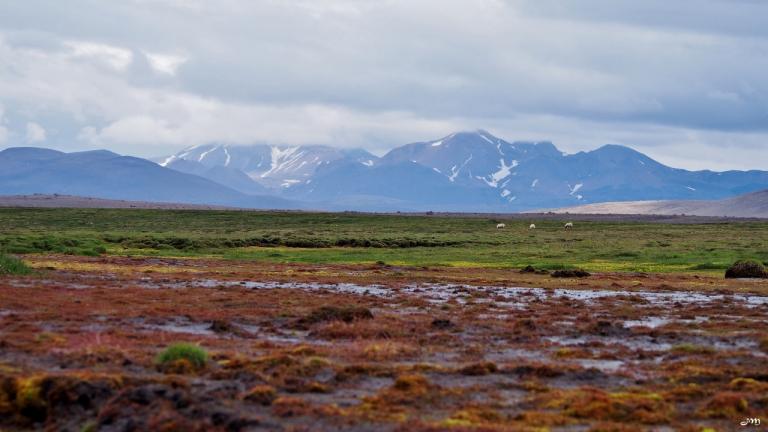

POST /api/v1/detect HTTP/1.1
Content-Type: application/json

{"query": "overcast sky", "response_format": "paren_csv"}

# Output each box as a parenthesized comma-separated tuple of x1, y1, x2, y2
(0, 0, 766, 170)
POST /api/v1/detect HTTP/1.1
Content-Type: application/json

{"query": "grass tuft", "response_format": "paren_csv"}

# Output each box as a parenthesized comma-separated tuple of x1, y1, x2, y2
(155, 343, 208, 370)
(0, 253, 31, 275)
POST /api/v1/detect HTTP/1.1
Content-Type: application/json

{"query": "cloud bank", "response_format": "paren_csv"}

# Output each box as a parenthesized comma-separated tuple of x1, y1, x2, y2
(0, 0, 766, 170)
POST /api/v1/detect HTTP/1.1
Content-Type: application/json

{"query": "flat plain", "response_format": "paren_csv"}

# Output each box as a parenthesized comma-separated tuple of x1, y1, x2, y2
(1, 208, 767, 431)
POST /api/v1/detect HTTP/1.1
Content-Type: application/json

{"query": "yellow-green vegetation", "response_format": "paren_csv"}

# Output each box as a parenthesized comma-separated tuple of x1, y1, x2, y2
(0, 253, 31, 275)
(155, 343, 208, 371)
(1, 208, 768, 272)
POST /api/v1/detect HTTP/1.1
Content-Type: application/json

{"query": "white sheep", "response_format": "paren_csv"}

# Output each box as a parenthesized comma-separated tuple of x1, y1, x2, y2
(496, 223, 506, 229)
(564, 222, 574, 230)
(529, 224, 536, 229)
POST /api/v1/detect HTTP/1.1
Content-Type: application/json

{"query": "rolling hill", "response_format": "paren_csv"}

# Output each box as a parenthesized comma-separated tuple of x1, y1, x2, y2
(0, 147, 302, 209)
(549, 189, 768, 218)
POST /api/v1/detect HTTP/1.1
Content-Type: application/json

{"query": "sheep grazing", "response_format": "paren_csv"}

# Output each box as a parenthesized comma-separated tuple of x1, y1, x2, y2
(496, 223, 506, 229)
(529, 224, 536, 230)
(564, 222, 574, 230)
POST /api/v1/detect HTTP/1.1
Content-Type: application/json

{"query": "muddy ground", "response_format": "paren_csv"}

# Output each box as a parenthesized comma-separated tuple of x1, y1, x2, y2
(1, 255, 767, 431)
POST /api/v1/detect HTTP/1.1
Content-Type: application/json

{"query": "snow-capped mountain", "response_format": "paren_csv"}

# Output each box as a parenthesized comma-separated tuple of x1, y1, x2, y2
(152, 130, 768, 211)
(159, 144, 377, 190)
(382, 130, 564, 204)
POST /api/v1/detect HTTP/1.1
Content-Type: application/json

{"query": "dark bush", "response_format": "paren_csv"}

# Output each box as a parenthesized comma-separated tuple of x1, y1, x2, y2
(520, 265, 549, 275)
(724, 260, 767, 279)
(551, 269, 591, 278)
(431, 318, 454, 330)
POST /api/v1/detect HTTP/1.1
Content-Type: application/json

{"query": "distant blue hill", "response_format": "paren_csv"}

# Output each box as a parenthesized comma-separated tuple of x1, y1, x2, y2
(0, 147, 302, 209)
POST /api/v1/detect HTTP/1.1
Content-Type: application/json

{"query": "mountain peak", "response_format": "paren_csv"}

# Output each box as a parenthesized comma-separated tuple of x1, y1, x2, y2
(592, 143, 640, 154)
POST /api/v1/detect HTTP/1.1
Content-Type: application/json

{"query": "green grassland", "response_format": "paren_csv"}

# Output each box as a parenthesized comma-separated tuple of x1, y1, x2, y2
(1, 208, 767, 273)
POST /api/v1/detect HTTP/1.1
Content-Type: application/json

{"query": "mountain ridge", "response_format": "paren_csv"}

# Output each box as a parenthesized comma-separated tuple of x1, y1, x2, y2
(0, 147, 303, 209)
(3, 130, 768, 212)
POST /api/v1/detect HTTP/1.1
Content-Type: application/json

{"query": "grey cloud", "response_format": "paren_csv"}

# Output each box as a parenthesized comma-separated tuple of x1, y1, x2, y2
(0, 0, 766, 169)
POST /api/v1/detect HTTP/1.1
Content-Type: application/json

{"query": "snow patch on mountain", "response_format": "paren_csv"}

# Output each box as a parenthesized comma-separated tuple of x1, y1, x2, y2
(448, 154, 473, 182)
(281, 179, 301, 188)
(198, 146, 218, 162)
(484, 159, 518, 188)
(260, 147, 303, 179)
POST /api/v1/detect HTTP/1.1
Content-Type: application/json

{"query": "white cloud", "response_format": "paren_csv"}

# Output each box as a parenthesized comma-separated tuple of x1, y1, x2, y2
(64, 41, 133, 71)
(145, 52, 187, 75)
(25, 122, 46, 143)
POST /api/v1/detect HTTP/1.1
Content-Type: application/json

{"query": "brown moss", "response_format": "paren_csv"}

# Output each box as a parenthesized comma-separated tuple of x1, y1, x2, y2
(698, 391, 749, 418)
(243, 385, 277, 406)
(271, 396, 310, 417)
(359, 341, 418, 361)
(513, 411, 570, 427)
(158, 358, 198, 375)
(587, 422, 642, 432)
(290, 345, 317, 356)
(393, 374, 430, 395)
(670, 343, 716, 355)
(541, 388, 674, 424)
(759, 336, 768, 353)
(445, 406, 503, 426)
(458, 362, 498, 376)
(306, 381, 330, 393)
(299, 305, 373, 325)
(313, 320, 396, 340)
(664, 383, 707, 402)
(729, 377, 768, 393)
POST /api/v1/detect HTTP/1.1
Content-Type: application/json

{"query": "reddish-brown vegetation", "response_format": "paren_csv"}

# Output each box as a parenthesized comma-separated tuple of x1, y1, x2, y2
(0, 254, 766, 430)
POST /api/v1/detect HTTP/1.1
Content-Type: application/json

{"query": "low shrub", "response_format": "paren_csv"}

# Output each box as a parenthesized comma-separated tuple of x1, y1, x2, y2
(0, 236, 105, 256)
(551, 269, 591, 278)
(690, 262, 727, 270)
(724, 260, 767, 279)
(0, 253, 31, 275)
(520, 265, 549, 275)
